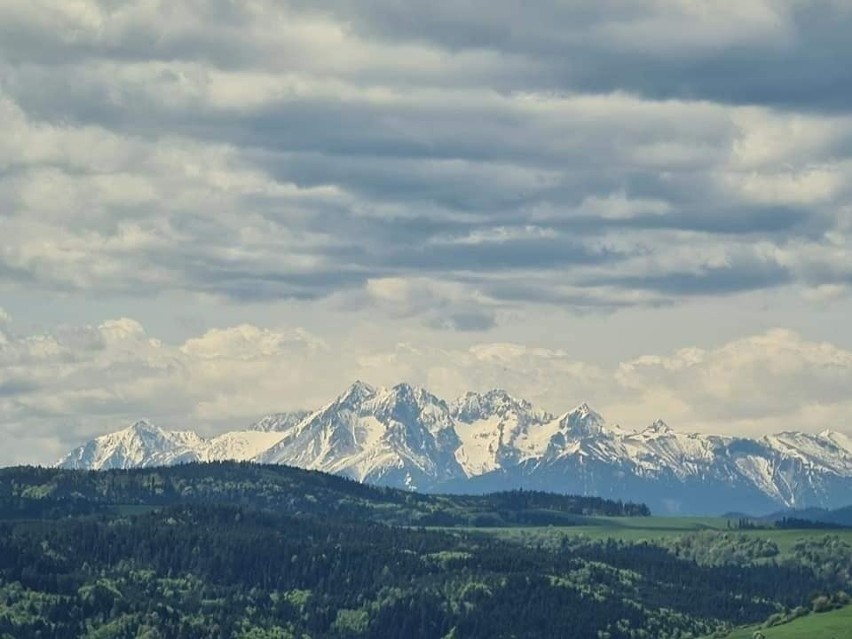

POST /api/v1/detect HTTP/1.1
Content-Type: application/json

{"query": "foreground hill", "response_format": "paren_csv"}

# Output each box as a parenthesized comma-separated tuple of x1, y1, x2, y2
(0, 462, 648, 526)
(56, 382, 852, 514)
(0, 464, 849, 639)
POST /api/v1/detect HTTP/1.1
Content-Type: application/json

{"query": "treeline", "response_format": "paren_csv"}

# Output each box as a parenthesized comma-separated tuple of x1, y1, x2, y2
(728, 509, 852, 530)
(775, 516, 847, 530)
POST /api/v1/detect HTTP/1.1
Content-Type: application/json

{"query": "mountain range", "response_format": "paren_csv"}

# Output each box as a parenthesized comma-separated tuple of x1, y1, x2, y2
(56, 382, 852, 515)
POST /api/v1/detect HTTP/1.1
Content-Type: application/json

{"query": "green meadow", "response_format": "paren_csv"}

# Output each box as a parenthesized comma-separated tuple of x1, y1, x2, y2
(719, 605, 852, 638)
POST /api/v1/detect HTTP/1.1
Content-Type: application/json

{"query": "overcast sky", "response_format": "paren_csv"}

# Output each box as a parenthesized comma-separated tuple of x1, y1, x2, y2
(2, 0, 852, 465)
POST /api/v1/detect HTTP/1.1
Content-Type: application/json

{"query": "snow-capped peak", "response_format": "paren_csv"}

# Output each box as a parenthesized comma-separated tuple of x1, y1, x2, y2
(126, 419, 161, 434)
(574, 402, 594, 415)
(366, 383, 455, 438)
(642, 419, 673, 435)
(249, 411, 311, 433)
(330, 380, 377, 408)
(368, 382, 440, 411)
(254, 381, 464, 490)
(558, 402, 606, 437)
(451, 389, 554, 475)
(57, 419, 206, 470)
(451, 388, 540, 423)
(817, 429, 852, 453)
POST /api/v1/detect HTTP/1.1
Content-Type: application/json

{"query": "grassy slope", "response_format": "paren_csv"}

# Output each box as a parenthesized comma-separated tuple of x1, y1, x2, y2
(721, 605, 852, 638)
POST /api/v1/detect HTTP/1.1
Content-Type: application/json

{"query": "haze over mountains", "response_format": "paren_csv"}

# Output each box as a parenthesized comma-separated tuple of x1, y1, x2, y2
(57, 382, 852, 515)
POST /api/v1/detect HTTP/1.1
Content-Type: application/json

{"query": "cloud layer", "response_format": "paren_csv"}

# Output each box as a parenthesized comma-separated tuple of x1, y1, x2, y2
(2, 312, 851, 466)
(2, 0, 852, 324)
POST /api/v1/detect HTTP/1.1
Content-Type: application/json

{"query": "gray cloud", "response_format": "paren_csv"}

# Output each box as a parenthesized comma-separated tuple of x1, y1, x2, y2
(295, 0, 852, 112)
(1, 0, 851, 320)
(610, 265, 792, 296)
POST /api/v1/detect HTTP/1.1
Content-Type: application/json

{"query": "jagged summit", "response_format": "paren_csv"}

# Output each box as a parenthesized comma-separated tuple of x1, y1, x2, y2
(452, 388, 540, 423)
(126, 419, 160, 433)
(58, 419, 205, 471)
(558, 402, 606, 437)
(56, 382, 852, 513)
(642, 419, 673, 435)
(249, 411, 312, 432)
(573, 402, 595, 415)
(252, 381, 463, 490)
(372, 383, 447, 410)
(334, 380, 377, 407)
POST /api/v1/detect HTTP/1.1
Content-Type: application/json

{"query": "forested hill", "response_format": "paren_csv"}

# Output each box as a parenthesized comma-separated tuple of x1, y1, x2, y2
(2, 463, 850, 638)
(0, 462, 649, 525)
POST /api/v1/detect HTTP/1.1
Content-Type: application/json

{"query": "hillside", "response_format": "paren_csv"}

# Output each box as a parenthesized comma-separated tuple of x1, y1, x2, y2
(0, 462, 648, 526)
(0, 464, 850, 638)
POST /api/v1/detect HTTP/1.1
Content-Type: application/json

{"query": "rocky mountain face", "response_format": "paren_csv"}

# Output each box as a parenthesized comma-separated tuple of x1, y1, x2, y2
(254, 382, 466, 489)
(56, 383, 852, 514)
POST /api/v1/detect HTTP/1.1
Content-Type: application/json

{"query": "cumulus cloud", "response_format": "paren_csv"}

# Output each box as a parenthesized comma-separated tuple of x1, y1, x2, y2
(0, 316, 340, 464)
(612, 329, 852, 433)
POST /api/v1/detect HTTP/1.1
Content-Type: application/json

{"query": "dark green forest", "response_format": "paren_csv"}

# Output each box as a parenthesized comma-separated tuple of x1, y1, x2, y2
(0, 462, 648, 525)
(0, 463, 849, 638)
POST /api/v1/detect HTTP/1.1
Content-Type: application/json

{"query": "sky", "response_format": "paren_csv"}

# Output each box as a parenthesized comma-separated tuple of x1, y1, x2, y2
(2, 0, 852, 466)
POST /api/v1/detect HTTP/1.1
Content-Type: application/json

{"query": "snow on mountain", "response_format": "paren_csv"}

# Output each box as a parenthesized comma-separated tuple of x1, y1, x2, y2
(620, 422, 728, 478)
(451, 389, 553, 475)
(821, 429, 852, 455)
(764, 431, 852, 476)
(557, 402, 607, 437)
(535, 403, 615, 460)
(248, 411, 312, 432)
(58, 422, 290, 469)
(54, 383, 852, 513)
(256, 382, 466, 490)
(57, 420, 206, 470)
(202, 431, 288, 462)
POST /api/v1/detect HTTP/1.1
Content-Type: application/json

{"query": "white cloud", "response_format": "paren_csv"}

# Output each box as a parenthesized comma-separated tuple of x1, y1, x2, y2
(613, 329, 852, 432)
(355, 277, 497, 331)
(578, 193, 671, 220)
(0, 317, 337, 464)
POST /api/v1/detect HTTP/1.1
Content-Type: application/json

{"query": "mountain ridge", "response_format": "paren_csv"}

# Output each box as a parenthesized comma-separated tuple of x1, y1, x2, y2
(55, 382, 852, 514)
